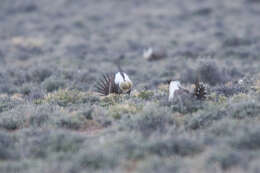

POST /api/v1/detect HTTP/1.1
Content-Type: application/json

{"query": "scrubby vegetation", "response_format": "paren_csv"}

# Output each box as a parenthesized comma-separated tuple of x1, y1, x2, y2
(1, 0, 260, 172)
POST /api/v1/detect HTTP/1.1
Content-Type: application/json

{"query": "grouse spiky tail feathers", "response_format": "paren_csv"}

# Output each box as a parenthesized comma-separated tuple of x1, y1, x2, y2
(193, 79, 207, 100)
(95, 73, 117, 96)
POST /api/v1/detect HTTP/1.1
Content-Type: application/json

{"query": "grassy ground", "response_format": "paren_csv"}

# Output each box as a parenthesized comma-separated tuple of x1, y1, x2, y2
(1, 0, 260, 172)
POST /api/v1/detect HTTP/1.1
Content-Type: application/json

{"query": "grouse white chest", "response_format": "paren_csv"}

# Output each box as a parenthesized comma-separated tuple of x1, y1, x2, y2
(114, 72, 133, 93)
(168, 81, 181, 102)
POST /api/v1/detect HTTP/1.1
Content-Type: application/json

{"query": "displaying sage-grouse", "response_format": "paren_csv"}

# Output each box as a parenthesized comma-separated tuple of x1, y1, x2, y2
(168, 80, 206, 102)
(95, 71, 133, 96)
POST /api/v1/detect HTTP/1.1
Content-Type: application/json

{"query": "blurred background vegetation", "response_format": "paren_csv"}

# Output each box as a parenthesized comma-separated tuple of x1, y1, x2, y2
(1, 0, 260, 172)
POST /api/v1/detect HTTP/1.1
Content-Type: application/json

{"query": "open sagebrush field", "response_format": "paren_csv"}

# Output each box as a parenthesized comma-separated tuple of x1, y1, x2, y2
(1, 0, 260, 172)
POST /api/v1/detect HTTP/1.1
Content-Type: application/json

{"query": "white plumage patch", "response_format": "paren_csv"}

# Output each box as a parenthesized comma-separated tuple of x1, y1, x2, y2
(114, 72, 129, 84)
(168, 81, 181, 102)
(114, 72, 133, 93)
(143, 48, 153, 60)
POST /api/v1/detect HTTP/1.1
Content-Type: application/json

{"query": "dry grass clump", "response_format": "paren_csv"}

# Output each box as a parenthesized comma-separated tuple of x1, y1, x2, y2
(43, 89, 88, 107)
(109, 103, 139, 119)
(98, 94, 121, 106)
(136, 90, 154, 100)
